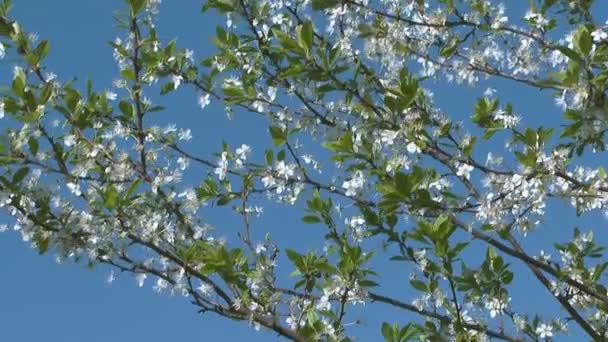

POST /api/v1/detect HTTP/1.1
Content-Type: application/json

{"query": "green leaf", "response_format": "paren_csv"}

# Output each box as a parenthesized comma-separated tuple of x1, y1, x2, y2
(555, 46, 582, 64)
(277, 149, 286, 161)
(298, 21, 314, 55)
(449, 242, 470, 258)
(502, 270, 514, 284)
(439, 37, 459, 58)
(118, 100, 134, 118)
(12, 167, 29, 183)
(359, 279, 379, 287)
(64, 88, 81, 112)
(560, 122, 582, 139)
(462, 136, 476, 156)
(435, 239, 448, 257)
(121, 69, 136, 81)
(28, 137, 39, 155)
(410, 279, 427, 292)
(285, 249, 302, 263)
(0, 15, 14, 37)
(487, 247, 498, 261)
(34, 233, 50, 255)
(592, 262, 608, 281)
(381, 322, 395, 341)
(325, 131, 353, 153)
(217, 194, 234, 206)
(12, 70, 26, 97)
(127, 0, 146, 15)
(574, 26, 592, 56)
(265, 149, 274, 165)
(125, 179, 142, 199)
(28, 40, 50, 66)
(104, 185, 120, 209)
(269, 126, 287, 146)
(301, 215, 321, 224)
(311, 0, 339, 10)
(40, 82, 54, 104)
(399, 323, 422, 341)
(203, 0, 235, 12)
(223, 87, 247, 100)
(272, 28, 302, 54)
(399, 72, 419, 108)
(160, 82, 175, 95)
(394, 172, 412, 197)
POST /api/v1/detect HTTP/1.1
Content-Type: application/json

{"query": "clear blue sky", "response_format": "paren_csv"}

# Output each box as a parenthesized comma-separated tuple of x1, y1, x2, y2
(1, 1, 608, 341)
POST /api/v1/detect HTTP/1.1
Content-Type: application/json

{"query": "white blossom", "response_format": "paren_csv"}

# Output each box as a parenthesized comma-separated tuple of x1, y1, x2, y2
(592, 28, 608, 42)
(254, 243, 266, 254)
(66, 182, 82, 196)
(106, 91, 117, 101)
(172, 74, 183, 89)
(536, 323, 553, 338)
(456, 163, 474, 180)
(64, 135, 77, 147)
(198, 93, 211, 109)
(197, 282, 212, 296)
(135, 273, 147, 287)
(275, 161, 295, 179)
(235, 144, 251, 160)
(178, 129, 192, 141)
(261, 173, 275, 188)
(107, 270, 116, 284)
(267, 87, 277, 102)
(380, 130, 399, 146)
(524, 11, 549, 29)
(185, 49, 194, 61)
(214, 152, 228, 180)
(406, 142, 420, 154)
(342, 171, 366, 197)
(177, 157, 189, 170)
(285, 316, 298, 330)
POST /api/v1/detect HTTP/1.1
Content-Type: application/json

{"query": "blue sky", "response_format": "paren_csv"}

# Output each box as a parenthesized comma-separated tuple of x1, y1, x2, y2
(1, 1, 608, 341)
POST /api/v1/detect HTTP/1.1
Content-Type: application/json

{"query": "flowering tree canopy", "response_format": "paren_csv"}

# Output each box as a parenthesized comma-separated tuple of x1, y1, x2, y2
(3, 0, 608, 340)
